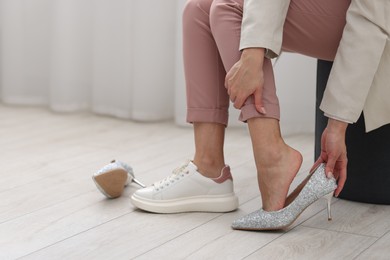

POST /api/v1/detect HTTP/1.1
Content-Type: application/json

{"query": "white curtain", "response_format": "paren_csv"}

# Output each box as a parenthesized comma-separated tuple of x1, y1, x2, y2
(0, 0, 316, 133)
(0, 0, 177, 121)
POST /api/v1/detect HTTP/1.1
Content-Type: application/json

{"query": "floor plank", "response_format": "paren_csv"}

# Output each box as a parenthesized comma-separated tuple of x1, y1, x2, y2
(302, 199, 390, 237)
(356, 231, 390, 260)
(0, 192, 131, 259)
(245, 226, 377, 260)
(21, 211, 222, 259)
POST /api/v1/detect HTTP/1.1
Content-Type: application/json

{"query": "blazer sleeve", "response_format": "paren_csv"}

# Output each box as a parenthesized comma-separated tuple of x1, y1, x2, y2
(320, 0, 388, 123)
(239, 0, 290, 59)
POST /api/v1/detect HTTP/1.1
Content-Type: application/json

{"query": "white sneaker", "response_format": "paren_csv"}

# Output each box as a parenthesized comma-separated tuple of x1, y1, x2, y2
(93, 160, 145, 199)
(130, 161, 239, 213)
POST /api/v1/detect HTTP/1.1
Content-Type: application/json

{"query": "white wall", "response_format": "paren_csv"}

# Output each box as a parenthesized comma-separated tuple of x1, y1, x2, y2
(274, 54, 316, 135)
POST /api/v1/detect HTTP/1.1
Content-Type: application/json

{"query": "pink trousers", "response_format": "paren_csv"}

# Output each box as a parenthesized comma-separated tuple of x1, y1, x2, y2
(183, 0, 351, 126)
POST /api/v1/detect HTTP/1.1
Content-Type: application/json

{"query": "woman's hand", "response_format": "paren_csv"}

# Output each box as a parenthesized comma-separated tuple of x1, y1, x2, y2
(311, 118, 348, 197)
(225, 48, 266, 114)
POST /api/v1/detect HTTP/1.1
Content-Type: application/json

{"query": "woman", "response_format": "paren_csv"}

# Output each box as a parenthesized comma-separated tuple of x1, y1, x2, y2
(129, 0, 390, 230)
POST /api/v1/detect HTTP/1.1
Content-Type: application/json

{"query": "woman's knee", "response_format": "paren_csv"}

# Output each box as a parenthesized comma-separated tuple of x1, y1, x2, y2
(183, 0, 212, 24)
(209, 0, 243, 30)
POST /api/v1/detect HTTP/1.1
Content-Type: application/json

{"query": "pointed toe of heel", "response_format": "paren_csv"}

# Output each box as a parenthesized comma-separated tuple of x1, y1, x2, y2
(232, 163, 337, 231)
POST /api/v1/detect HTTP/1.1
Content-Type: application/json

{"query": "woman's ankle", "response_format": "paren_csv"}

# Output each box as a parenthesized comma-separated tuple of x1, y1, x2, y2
(256, 140, 290, 168)
(192, 157, 225, 178)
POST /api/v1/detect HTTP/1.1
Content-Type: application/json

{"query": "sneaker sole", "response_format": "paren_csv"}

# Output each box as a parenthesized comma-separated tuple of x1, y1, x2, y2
(130, 193, 239, 213)
(92, 169, 128, 199)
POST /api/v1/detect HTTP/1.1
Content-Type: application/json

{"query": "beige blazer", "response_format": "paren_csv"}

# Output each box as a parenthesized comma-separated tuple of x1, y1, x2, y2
(240, 0, 390, 132)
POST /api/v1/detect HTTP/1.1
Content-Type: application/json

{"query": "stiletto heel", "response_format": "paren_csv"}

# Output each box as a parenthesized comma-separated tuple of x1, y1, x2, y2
(232, 163, 337, 230)
(130, 176, 146, 188)
(323, 191, 334, 221)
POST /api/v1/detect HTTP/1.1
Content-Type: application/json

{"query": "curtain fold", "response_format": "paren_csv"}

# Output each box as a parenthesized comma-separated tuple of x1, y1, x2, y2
(0, 0, 52, 105)
(0, 0, 177, 121)
(50, 0, 92, 111)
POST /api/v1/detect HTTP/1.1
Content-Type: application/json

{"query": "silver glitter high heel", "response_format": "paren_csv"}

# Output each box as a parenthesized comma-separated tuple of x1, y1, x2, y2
(231, 163, 337, 230)
(93, 160, 146, 199)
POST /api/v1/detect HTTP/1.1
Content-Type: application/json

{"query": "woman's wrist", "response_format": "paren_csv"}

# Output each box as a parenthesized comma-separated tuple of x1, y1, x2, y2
(327, 118, 348, 134)
(242, 48, 265, 60)
(241, 48, 265, 68)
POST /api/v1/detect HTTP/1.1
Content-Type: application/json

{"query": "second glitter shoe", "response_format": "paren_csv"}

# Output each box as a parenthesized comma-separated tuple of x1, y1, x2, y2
(93, 160, 145, 199)
(231, 163, 337, 231)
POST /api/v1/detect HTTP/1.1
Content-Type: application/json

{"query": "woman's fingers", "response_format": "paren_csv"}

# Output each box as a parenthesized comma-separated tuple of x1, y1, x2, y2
(254, 88, 265, 114)
(225, 49, 265, 112)
(334, 160, 348, 197)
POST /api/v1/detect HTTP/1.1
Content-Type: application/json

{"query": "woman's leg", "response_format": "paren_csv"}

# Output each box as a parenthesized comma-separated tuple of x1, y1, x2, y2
(209, 0, 301, 211)
(282, 0, 351, 61)
(183, 0, 229, 178)
(193, 123, 226, 178)
(210, 0, 350, 211)
(257, 0, 351, 210)
(132, 0, 247, 214)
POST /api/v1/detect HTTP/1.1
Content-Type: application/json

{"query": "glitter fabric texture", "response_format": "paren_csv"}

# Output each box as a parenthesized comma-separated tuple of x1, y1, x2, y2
(231, 164, 337, 230)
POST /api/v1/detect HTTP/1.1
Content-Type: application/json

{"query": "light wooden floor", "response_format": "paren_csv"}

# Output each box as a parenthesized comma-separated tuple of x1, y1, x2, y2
(1, 105, 390, 260)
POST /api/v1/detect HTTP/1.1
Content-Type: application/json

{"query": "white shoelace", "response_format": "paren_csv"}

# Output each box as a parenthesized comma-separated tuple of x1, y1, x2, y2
(154, 161, 190, 191)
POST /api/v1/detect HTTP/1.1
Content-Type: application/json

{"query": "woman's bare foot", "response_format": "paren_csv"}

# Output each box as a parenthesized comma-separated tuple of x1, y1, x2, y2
(257, 144, 303, 212)
(247, 117, 303, 212)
